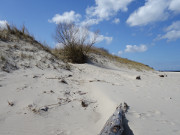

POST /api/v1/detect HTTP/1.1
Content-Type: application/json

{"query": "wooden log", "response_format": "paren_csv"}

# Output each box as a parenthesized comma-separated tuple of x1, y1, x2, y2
(99, 104, 124, 135)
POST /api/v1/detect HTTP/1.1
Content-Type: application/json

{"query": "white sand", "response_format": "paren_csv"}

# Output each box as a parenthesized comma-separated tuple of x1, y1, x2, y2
(0, 40, 180, 135)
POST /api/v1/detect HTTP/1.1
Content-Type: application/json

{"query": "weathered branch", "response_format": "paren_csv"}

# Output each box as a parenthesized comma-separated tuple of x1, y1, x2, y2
(99, 104, 124, 135)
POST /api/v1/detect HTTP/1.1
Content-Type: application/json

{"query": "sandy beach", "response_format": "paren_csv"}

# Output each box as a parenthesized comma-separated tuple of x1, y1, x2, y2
(1, 46, 180, 135)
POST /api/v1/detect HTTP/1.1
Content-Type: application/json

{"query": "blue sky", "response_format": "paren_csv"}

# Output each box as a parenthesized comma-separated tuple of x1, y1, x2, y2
(0, 0, 180, 70)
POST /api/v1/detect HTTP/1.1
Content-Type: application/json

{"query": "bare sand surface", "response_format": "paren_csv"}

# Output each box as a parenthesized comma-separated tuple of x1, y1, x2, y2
(0, 63, 180, 135)
(0, 40, 180, 135)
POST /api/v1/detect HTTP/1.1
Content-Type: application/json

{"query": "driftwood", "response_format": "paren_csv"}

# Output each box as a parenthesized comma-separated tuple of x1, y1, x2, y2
(99, 104, 124, 135)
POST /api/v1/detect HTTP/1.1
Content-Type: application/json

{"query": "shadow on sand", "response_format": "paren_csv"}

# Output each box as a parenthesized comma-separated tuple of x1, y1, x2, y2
(122, 117, 134, 135)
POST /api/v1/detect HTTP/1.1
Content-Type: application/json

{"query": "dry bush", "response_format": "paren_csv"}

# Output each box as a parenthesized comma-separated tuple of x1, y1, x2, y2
(54, 23, 99, 63)
(62, 44, 87, 63)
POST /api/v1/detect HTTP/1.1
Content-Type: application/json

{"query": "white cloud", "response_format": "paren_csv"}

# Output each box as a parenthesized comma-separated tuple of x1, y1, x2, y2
(113, 18, 120, 24)
(48, 11, 81, 24)
(118, 50, 123, 55)
(127, 0, 170, 26)
(84, 28, 112, 44)
(96, 34, 113, 44)
(159, 21, 180, 41)
(161, 30, 180, 41)
(86, 0, 133, 24)
(127, 0, 180, 26)
(166, 21, 180, 31)
(125, 44, 147, 53)
(81, 18, 101, 26)
(169, 0, 180, 13)
(0, 20, 8, 30)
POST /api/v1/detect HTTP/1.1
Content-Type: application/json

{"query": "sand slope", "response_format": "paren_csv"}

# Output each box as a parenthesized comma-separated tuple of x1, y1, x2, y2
(0, 39, 180, 135)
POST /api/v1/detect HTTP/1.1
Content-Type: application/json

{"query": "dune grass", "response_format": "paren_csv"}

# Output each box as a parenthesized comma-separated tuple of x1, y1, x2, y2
(0, 24, 35, 42)
(88, 47, 154, 71)
(0, 24, 53, 55)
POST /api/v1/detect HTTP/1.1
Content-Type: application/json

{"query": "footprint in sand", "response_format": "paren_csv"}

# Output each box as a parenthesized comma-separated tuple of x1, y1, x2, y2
(16, 84, 28, 91)
(156, 119, 175, 125)
(130, 110, 163, 119)
(128, 111, 142, 118)
(172, 129, 180, 134)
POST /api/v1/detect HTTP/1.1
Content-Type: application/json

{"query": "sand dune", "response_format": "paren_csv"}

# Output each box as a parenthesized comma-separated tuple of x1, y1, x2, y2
(0, 39, 180, 135)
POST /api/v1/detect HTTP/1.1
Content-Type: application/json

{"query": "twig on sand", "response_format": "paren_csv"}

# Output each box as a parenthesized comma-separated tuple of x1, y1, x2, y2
(60, 79, 68, 84)
(8, 101, 14, 106)
(45, 77, 61, 80)
(81, 100, 88, 107)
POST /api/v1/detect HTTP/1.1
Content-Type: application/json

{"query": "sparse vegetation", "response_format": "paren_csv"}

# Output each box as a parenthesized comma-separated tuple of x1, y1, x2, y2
(88, 47, 154, 71)
(20, 53, 34, 60)
(52, 45, 153, 71)
(0, 24, 55, 57)
(63, 63, 71, 71)
(0, 24, 35, 42)
(0, 29, 9, 41)
(54, 23, 99, 63)
(0, 55, 6, 61)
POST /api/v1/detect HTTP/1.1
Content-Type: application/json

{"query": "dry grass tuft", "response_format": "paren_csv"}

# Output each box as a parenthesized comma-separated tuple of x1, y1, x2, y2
(0, 24, 36, 42)
(0, 24, 55, 57)
(52, 45, 88, 63)
(0, 29, 9, 41)
(0, 55, 6, 61)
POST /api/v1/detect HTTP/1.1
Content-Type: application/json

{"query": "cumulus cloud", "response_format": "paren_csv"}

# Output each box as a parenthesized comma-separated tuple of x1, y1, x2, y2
(48, 11, 81, 24)
(169, 0, 180, 13)
(125, 44, 147, 53)
(113, 18, 120, 24)
(127, 0, 170, 26)
(85, 0, 133, 24)
(96, 34, 113, 44)
(0, 20, 8, 30)
(127, 0, 180, 26)
(158, 21, 180, 41)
